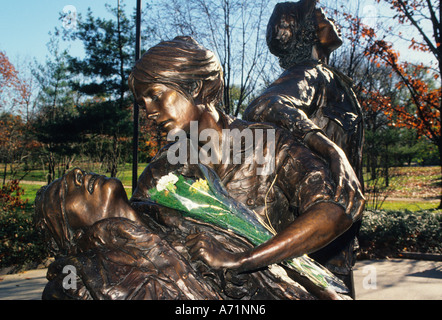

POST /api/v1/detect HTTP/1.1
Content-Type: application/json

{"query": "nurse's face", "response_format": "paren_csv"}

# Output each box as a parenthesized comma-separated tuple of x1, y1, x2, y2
(134, 82, 202, 133)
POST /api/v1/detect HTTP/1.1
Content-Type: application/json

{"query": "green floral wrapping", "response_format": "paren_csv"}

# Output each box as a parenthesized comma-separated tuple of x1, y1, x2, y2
(148, 164, 348, 293)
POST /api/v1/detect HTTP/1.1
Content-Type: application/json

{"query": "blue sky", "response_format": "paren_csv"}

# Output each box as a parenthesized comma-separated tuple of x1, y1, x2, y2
(0, 0, 125, 65)
(0, 1, 436, 69)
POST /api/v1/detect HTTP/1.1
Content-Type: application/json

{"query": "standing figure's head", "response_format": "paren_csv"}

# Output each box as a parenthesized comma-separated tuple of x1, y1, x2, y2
(266, 0, 343, 68)
(34, 168, 137, 254)
(128, 36, 224, 133)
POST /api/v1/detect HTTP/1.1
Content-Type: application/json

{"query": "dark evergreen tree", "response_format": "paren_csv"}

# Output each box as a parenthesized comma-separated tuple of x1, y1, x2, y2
(64, 2, 136, 177)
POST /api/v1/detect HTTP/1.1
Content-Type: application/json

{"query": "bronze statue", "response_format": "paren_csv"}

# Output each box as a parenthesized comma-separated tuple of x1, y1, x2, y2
(35, 167, 322, 300)
(243, 0, 365, 295)
(129, 36, 362, 298)
(34, 168, 222, 299)
(35, 2, 366, 300)
(38, 168, 314, 299)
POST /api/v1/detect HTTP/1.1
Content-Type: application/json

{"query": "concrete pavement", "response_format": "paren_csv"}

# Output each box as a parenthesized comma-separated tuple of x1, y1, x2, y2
(353, 258, 442, 300)
(0, 259, 441, 300)
(0, 269, 47, 300)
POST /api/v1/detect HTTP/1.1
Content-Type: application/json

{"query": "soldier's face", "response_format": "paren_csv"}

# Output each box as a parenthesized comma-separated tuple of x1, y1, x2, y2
(63, 168, 130, 229)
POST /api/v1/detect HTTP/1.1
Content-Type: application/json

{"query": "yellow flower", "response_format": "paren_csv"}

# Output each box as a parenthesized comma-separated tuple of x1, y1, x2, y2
(190, 178, 210, 194)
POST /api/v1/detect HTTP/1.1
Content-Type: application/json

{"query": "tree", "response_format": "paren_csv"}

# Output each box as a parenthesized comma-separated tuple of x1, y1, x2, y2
(0, 113, 34, 184)
(366, 40, 440, 156)
(32, 37, 80, 184)
(368, 0, 441, 206)
(0, 52, 37, 183)
(0, 51, 32, 117)
(63, 1, 136, 177)
(326, 0, 440, 206)
(378, 0, 441, 70)
(0, 51, 20, 113)
(150, 0, 277, 116)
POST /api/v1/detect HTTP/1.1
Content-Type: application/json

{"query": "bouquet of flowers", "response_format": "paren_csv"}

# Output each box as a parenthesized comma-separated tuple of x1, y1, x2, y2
(148, 164, 347, 293)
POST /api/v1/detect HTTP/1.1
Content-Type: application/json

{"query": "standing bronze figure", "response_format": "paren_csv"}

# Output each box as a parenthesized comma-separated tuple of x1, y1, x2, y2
(129, 36, 363, 298)
(243, 0, 365, 296)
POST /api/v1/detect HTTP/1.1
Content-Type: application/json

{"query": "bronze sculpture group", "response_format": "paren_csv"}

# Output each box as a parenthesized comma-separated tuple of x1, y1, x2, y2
(35, 0, 365, 300)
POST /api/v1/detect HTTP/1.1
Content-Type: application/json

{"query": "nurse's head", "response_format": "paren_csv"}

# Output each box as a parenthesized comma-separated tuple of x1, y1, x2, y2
(128, 36, 224, 133)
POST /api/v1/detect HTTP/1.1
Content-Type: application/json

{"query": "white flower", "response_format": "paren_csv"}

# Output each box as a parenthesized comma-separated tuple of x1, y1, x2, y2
(156, 173, 179, 192)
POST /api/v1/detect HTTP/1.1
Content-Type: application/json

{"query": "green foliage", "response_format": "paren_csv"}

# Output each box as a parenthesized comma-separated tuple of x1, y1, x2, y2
(0, 112, 42, 185)
(76, 100, 132, 137)
(61, 3, 136, 177)
(27, 3, 138, 181)
(0, 181, 48, 268)
(32, 38, 78, 119)
(30, 37, 82, 183)
(65, 4, 134, 98)
(364, 128, 435, 170)
(358, 209, 442, 259)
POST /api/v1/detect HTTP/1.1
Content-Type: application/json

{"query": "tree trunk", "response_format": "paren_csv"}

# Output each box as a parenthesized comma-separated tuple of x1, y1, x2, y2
(47, 152, 56, 185)
(2, 162, 6, 186)
(438, 131, 442, 209)
(109, 134, 119, 178)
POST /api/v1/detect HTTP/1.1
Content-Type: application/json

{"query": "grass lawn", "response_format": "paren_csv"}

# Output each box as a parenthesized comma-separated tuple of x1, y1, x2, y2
(20, 183, 45, 203)
(366, 200, 440, 212)
(3, 163, 149, 183)
(6, 164, 442, 213)
(5, 163, 147, 204)
(364, 166, 441, 199)
(364, 166, 441, 212)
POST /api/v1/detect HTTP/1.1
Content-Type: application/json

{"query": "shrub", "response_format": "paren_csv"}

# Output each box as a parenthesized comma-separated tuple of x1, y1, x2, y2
(0, 180, 27, 211)
(358, 209, 442, 259)
(0, 181, 49, 269)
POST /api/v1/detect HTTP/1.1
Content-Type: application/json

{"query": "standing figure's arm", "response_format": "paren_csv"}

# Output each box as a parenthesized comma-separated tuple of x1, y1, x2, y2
(245, 96, 364, 216)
